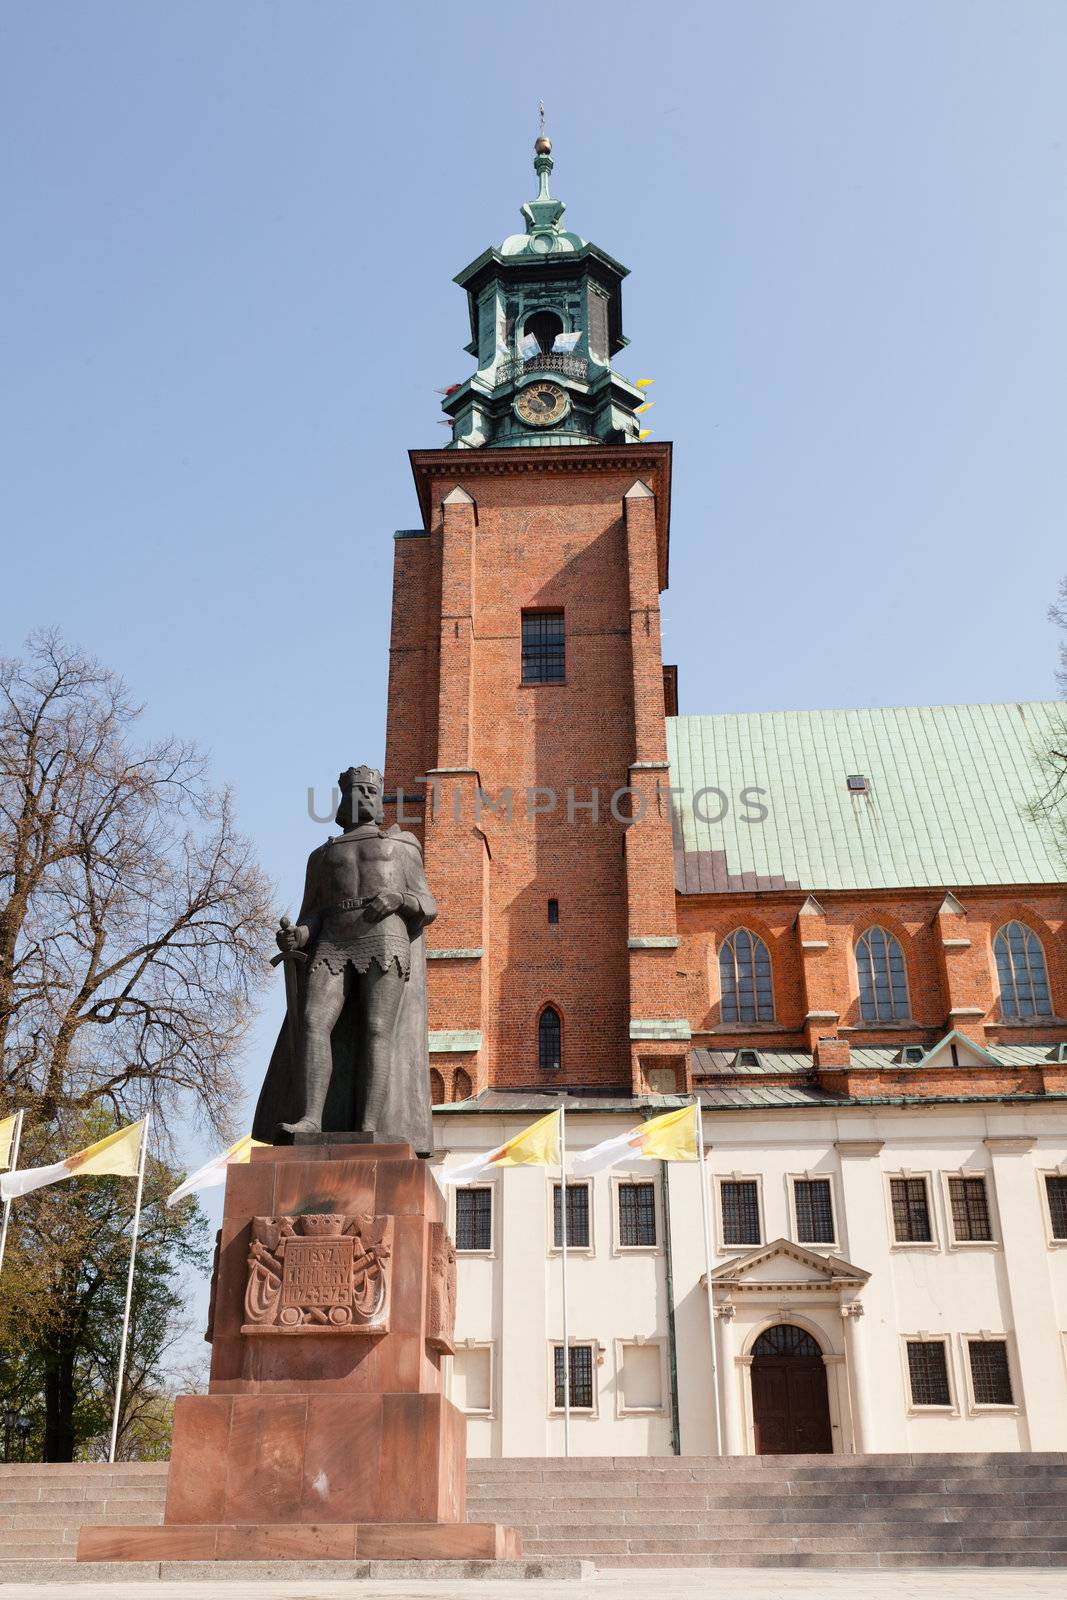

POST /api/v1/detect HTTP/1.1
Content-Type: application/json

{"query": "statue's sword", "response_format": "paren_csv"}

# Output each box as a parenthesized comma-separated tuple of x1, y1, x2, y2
(270, 916, 307, 1067)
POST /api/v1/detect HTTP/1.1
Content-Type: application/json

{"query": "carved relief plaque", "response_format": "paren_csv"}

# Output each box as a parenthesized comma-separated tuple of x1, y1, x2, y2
(426, 1220, 456, 1354)
(242, 1213, 392, 1335)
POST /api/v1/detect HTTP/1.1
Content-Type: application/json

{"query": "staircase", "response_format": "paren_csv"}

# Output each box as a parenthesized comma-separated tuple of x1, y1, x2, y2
(467, 1455, 1067, 1568)
(0, 1454, 1065, 1571)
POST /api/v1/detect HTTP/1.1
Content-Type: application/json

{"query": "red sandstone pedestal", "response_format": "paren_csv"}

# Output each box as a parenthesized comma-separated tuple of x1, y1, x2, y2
(78, 1142, 520, 1564)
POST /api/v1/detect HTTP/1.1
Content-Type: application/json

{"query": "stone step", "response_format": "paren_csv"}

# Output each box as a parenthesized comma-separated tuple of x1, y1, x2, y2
(591, 1552, 1067, 1569)
(0, 1557, 593, 1582)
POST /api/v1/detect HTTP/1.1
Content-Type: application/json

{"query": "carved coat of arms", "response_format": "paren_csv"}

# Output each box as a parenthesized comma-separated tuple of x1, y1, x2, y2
(242, 1213, 393, 1335)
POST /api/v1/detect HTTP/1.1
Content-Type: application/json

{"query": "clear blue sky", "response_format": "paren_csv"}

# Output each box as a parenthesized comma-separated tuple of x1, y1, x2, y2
(3, 2, 1066, 1172)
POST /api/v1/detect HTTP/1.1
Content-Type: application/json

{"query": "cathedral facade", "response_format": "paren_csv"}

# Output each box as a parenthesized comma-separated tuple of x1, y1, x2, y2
(383, 141, 1067, 1456)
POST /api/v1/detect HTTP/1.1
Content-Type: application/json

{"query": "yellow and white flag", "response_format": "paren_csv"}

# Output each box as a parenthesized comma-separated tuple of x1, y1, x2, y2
(0, 1115, 20, 1173)
(166, 1135, 267, 1208)
(572, 1103, 699, 1176)
(0, 1120, 144, 1202)
(439, 1110, 561, 1186)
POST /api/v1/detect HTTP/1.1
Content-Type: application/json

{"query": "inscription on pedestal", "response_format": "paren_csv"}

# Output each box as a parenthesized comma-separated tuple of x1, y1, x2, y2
(242, 1214, 393, 1335)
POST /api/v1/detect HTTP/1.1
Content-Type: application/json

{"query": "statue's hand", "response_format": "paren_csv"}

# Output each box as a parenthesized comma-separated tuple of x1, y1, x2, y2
(276, 922, 309, 954)
(364, 890, 403, 922)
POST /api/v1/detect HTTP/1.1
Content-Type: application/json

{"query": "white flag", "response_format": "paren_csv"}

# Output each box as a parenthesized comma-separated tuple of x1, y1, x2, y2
(166, 1135, 266, 1208)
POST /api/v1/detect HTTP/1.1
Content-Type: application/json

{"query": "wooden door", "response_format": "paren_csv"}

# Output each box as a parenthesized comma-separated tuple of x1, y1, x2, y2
(750, 1325, 833, 1454)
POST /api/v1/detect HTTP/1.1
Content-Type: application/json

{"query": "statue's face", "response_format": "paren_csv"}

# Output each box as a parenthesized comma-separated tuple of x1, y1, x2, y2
(336, 778, 383, 829)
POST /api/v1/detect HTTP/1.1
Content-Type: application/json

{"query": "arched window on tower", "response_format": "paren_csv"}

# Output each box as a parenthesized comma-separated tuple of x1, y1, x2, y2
(719, 930, 774, 1023)
(538, 1006, 562, 1072)
(524, 309, 564, 356)
(856, 927, 910, 1022)
(994, 922, 1052, 1020)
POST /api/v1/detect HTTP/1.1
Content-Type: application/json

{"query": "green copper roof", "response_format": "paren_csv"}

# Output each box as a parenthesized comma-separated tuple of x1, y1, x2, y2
(668, 702, 1066, 893)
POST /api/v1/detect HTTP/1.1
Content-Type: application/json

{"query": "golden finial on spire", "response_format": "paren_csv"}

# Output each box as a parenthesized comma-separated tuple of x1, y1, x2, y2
(535, 100, 551, 156)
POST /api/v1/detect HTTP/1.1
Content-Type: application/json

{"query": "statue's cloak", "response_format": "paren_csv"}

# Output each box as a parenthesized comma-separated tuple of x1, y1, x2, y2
(251, 931, 433, 1156)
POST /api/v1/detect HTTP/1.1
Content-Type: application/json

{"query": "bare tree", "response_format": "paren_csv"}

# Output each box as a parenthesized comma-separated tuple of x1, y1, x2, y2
(1029, 580, 1067, 856)
(0, 630, 274, 1139)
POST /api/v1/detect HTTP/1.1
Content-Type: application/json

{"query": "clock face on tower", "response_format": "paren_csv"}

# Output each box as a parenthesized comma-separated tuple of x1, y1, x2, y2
(514, 380, 570, 428)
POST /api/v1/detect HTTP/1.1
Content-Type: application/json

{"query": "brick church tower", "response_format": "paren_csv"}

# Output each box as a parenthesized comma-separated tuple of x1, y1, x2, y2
(384, 137, 688, 1103)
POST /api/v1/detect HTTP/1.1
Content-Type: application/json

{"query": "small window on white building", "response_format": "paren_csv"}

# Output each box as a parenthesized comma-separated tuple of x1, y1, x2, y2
(452, 1346, 492, 1414)
(890, 1176, 933, 1243)
(967, 1338, 1013, 1406)
(720, 1178, 761, 1246)
(906, 1339, 952, 1407)
(553, 1343, 596, 1411)
(948, 1176, 993, 1243)
(553, 1181, 591, 1249)
(793, 1178, 835, 1245)
(618, 1342, 662, 1412)
(1045, 1174, 1067, 1241)
(618, 1180, 657, 1247)
(455, 1186, 492, 1252)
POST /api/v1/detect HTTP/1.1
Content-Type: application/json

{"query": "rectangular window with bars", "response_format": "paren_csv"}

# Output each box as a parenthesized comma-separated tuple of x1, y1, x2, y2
(968, 1339, 1013, 1406)
(618, 1181, 657, 1248)
(890, 1176, 933, 1243)
(720, 1179, 761, 1246)
(948, 1176, 993, 1242)
(553, 1344, 595, 1410)
(553, 1182, 591, 1249)
(793, 1178, 835, 1244)
(455, 1186, 492, 1252)
(521, 611, 565, 684)
(907, 1339, 952, 1407)
(1046, 1175, 1067, 1240)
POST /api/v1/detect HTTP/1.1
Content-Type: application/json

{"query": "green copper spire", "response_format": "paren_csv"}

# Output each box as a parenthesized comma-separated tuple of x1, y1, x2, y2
(441, 134, 646, 450)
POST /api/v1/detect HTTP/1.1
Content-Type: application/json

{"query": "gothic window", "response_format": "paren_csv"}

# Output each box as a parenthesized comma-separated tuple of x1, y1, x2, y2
(720, 1179, 761, 1246)
(752, 1325, 822, 1358)
(538, 1005, 562, 1071)
(553, 1343, 595, 1410)
(948, 1176, 993, 1242)
(890, 1176, 933, 1243)
(455, 1187, 492, 1252)
(967, 1339, 1013, 1406)
(793, 1178, 835, 1244)
(907, 1339, 952, 1406)
(452, 1067, 473, 1102)
(521, 611, 565, 684)
(994, 922, 1052, 1020)
(618, 1181, 657, 1247)
(856, 927, 910, 1022)
(429, 1068, 445, 1105)
(718, 930, 774, 1024)
(552, 1182, 590, 1248)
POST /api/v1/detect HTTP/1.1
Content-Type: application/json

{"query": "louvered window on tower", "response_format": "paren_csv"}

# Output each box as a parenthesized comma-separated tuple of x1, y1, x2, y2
(994, 922, 1052, 1020)
(856, 927, 910, 1022)
(719, 930, 774, 1024)
(521, 611, 565, 683)
(538, 1006, 562, 1071)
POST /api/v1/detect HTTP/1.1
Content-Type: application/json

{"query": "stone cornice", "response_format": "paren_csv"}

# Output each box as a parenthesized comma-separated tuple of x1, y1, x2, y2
(409, 441, 673, 591)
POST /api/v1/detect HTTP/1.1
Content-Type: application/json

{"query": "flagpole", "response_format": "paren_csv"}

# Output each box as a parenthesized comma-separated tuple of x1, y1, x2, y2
(0, 1111, 25, 1278)
(559, 1103, 571, 1458)
(695, 1099, 723, 1456)
(108, 1114, 150, 1464)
